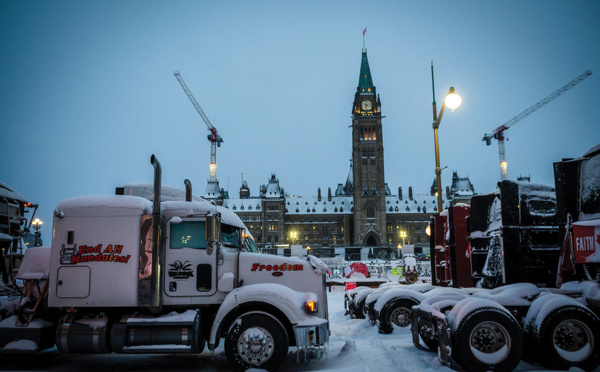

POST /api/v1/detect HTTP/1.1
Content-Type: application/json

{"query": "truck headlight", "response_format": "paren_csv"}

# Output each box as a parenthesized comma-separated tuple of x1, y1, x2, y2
(305, 300, 318, 313)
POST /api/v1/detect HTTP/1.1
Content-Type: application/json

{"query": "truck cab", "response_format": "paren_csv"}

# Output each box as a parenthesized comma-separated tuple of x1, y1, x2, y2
(1, 155, 329, 372)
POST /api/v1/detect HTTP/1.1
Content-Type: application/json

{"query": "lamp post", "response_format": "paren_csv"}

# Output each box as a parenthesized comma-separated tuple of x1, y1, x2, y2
(431, 62, 462, 213)
(32, 218, 43, 247)
(289, 231, 298, 246)
(400, 230, 407, 245)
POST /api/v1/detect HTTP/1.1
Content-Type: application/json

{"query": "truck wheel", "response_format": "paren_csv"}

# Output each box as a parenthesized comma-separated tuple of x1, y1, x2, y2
(379, 299, 418, 334)
(225, 313, 288, 372)
(535, 306, 600, 371)
(352, 298, 366, 319)
(452, 308, 522, 372)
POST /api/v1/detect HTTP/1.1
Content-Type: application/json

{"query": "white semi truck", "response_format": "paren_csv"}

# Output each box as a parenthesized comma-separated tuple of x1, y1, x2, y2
(0, 155, 329, 372)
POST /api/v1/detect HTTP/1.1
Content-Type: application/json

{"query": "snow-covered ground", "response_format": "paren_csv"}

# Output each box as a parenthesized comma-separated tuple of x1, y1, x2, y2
(0, 285, 569, 371)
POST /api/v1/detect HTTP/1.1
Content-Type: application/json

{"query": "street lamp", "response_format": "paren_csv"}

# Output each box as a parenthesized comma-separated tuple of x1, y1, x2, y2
(431, 62, 462, 213)
(31, 218, 43, 247)
(400, 231, 407, 245)
(289, 231, 297, 245)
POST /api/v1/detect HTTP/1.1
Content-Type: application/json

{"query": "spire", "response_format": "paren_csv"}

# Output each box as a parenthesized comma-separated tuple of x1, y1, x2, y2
(344, 158, 353, 195)
(358, 49, 374, 93)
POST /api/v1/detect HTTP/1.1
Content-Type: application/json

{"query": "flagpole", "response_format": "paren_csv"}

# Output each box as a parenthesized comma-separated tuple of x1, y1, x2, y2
(362, 27, 367, 49)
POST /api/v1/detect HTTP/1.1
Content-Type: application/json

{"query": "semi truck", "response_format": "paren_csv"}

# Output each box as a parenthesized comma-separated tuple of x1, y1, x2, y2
(0, 182, 38, 285)
(410, 145, 600, 371)
(346, 145, 600, 371)
(0, 155, 329, 372)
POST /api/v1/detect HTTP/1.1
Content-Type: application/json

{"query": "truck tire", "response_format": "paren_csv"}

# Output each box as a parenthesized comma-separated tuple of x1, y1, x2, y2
(379, 299, 418, 334)
(452, 307, 522, 372)
(225, 313, 289, 372)
(351, 298, 366, 319)
(534, 306, 600, 371)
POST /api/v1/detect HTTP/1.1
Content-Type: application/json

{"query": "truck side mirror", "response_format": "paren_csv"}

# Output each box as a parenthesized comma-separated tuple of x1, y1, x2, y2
(206, 214, 221, 255)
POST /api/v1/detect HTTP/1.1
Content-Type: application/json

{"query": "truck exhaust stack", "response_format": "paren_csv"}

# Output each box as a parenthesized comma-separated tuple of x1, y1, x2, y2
(150, 154, 161, 215)
(150, 154, 163, 311)
(184, 179, 192, 202)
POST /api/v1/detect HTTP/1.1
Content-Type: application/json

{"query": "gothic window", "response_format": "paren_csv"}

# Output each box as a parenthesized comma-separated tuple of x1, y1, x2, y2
(296, 208, 299, 212)
(340, 207, 344, 212)
(233, 205, 237, 210)
(395, 207, 399, 212)
(366, 202, 375, 218)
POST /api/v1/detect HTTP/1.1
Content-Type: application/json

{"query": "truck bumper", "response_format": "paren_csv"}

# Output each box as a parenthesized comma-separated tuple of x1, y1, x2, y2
(293, 321, 329, 347)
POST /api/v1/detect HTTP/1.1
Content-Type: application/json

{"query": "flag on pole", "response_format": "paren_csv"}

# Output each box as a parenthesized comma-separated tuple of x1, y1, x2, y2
(363, 27, 367, 36)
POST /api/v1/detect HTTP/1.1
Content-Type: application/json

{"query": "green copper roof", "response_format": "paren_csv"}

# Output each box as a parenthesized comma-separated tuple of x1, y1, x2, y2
(358, 49, 374, 92)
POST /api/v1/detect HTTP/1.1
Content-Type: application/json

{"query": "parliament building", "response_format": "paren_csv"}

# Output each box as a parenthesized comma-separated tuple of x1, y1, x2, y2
(208, 47, 475, 260)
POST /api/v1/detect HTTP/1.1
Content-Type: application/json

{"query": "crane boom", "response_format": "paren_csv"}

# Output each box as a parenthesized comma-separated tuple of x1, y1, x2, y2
(483, 69, 592, 180)
(174, 71, 223, 182)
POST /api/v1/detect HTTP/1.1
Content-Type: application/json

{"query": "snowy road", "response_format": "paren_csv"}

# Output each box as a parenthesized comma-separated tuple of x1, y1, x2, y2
(0, 288, 554, 371)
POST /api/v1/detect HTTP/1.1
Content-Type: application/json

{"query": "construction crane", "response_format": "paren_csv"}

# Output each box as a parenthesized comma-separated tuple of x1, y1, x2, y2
(174, 71, 223, 182)
(483, 70, 592, 180)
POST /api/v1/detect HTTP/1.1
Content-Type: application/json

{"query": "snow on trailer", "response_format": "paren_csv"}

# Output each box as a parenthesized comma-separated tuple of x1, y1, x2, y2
(342, 145, 600, 371)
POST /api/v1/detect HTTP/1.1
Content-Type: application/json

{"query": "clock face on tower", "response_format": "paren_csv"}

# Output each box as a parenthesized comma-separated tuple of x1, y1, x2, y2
(361, 100, 373, 111)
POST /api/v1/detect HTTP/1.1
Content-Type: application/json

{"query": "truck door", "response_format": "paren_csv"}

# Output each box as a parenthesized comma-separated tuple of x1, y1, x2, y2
(164, 218, 217, 297)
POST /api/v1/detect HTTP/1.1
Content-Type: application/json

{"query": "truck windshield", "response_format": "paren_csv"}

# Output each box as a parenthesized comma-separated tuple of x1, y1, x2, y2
(170, 221, 207, 249)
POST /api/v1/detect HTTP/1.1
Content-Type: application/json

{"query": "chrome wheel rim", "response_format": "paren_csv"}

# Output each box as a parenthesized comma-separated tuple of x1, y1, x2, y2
(553, 319, 594, 362)
(469, 321, 511, 364)
(237, 326, 275, 366)
(390, 307, 411, 327)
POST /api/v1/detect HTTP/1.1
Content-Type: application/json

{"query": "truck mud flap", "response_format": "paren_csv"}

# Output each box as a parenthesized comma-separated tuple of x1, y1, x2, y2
(410, 308, 432, 351)
(438, 318, 453, 368)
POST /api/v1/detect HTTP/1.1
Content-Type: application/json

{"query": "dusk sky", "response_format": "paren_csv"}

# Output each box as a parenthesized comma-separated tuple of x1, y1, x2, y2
(1, 1, 599, 238)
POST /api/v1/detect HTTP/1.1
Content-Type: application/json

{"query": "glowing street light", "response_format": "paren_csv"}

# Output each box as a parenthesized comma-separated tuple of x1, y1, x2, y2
(400, 231, 407, 245)
(289, 231, 298, 245)
(431, 62, 462, 213)
(31, 218, 43, 247)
